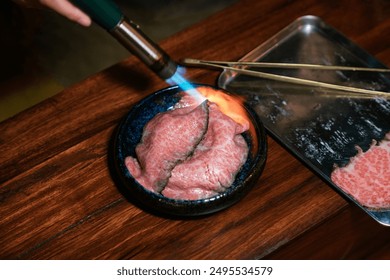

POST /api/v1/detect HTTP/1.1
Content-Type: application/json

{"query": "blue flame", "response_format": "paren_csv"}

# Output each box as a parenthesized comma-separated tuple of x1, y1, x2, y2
(166, 66, 205, 103)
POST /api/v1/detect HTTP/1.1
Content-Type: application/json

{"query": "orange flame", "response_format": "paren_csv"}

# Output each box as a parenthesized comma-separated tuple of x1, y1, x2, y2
(178, 86, 258, 154)
(197, 86, 250, 129)
(198, 87, 258, 154)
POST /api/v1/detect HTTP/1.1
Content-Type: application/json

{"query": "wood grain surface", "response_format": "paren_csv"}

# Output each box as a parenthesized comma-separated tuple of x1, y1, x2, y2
(1, 0, 390, 259)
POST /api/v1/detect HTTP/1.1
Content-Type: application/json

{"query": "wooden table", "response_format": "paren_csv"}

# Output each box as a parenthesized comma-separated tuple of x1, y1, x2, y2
(1, 0, 390, 259)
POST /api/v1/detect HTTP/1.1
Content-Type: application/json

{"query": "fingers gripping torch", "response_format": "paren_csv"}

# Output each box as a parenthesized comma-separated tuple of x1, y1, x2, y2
(71, 0, 178, 80)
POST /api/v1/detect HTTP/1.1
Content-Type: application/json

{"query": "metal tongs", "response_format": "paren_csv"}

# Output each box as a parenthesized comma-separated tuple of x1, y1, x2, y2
(182, 58, 390, 98)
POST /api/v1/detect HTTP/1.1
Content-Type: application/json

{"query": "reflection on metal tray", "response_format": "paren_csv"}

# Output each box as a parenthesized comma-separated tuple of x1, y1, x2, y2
(218, 15, 390, 226)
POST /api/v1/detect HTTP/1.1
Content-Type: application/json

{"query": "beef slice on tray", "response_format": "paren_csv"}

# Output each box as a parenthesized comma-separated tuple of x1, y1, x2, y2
(331, 132, 390, 210)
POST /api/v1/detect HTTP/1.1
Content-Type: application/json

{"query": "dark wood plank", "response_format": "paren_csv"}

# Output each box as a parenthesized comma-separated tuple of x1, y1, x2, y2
(0, 132, 347, 259)
(264, 205, 390, 259)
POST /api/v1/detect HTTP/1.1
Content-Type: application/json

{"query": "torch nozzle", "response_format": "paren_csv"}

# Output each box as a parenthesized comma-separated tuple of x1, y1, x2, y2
(110, 17, 177, 80)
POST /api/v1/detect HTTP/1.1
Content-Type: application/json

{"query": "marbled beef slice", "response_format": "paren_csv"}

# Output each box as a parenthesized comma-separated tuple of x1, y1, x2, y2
(331, 132, 390, 209)
(125, 101, 209, 192)
(162, 103, 249, 200)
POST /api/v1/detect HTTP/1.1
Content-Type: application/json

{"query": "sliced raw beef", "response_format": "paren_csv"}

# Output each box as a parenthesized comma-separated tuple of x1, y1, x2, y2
(331, 132, 390, 209)
(162, 103, 249, 200)
(125, 101, 209, 192)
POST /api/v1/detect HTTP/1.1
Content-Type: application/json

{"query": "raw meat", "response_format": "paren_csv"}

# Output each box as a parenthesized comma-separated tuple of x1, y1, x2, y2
(330, 132, 390, 209)
(125, 101, 209, 192)
(162, 103, 249, 200)
(125, 88, 250, 200)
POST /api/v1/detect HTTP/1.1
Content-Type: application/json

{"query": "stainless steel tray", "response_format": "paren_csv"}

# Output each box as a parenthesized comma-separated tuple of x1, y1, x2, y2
(218, 15, 390, 226)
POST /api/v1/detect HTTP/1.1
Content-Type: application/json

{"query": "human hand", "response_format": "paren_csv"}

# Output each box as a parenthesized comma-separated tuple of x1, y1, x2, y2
(14, 0, 92, 27)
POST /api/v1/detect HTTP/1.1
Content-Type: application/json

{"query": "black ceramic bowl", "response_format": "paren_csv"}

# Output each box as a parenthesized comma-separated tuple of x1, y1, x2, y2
(111, 84, 267, 217)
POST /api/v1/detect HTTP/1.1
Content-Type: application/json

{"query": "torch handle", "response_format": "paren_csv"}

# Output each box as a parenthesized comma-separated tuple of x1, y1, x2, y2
(71, 0, 123, 30)
(71, 0, 177, 79)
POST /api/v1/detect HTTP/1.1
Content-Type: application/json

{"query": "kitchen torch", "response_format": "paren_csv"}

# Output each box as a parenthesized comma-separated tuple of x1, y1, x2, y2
(71, 0, 177, 80)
